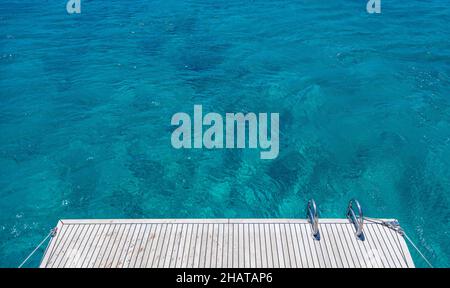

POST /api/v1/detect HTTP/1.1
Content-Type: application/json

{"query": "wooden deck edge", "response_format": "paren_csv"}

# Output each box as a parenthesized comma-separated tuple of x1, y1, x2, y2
(57, 218, 397, 224)
(40, 218, 415, 268)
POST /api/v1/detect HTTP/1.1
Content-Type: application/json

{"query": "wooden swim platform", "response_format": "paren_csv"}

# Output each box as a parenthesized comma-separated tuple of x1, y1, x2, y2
(40, 218, 415, 268)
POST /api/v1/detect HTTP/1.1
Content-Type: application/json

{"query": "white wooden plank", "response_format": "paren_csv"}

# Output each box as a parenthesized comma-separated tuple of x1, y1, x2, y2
(59, 218, 397, 225)
(319, 224, 337, 268)
(61, 224, 88, 268)
(119, 224, 141, 268)
(108, 224, 130, 268)
(40, 218, 415, 268)
(232, 224, 239, 267)
(156, 224, 171, 267)
(152, 224, 169, 267)
(237, 224, 244, 268)
(376, 224, 405, 267)
(353, 224, 377, 268)
(281, 224, 295, 267)
(44, 222, 71, 268)
(228, 224, 234, 268)
(216, 224, 223, 268)
(161, 224, 177, 268)
(51, 224, 78, 268)
(221, 224, 228, 268)
(325, 224, 350, 268)
(107, 224, 128, 268)
(253, 224, 262, 268)
(243, 224, 250, 268)
(259, 224, 268, 268)
(61, 219, 229, 224)
(39, 221, 64, 268)
(288, 224, 299, 267)
(83, 224, 108, 268)
(307, 223, 325, 268)
(168, 224, 183, 268)
(68, 224, 93, 267)
(138, 224, 155, 267)
(383, 225, 407, 267)
(75, 224, 99, 268)
(285, 224, 298, 268)
(210, 224, 219, 268)
(99, 224, 123, 267)
(275, 224, 287, 268)
(372, 224, 399, 267)
(198, 224, 209, 268)
(389, 228, 415, 267)
(342, 223, 367, 268)
(339, 223, 362, 268)
(143, 224, 162, 267)
(114, 224, 135, 268)
(179, 224, 193, 268)
(276, 224, 288, 268)
(226, 224, 233, 268)
(128, 224, 148, 268)
(204, 224, 214, 268)
(300, 223, 319, 268)
(319, 227, 335, 268)
(292, 224, 308, 268)
(366, 224, 396, 268)
(174, 223, 188, 268)
(185, 223, 197, 268)
(361, 224, 385, 268)
(94, 224, 118, 268)
(263, 224, 274, 267)
(191, 224, 203, 268)
(267, 224, 279, 268)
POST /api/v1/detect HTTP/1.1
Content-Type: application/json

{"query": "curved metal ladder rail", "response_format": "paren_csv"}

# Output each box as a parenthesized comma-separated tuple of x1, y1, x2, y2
(347, 199, 365, 240)
(306, 199, 320, 240)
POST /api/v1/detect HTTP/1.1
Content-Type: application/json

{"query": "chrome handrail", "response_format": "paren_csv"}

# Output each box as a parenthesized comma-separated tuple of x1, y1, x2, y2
(347, 199, 364, 240)
(306, 199, 320, 240)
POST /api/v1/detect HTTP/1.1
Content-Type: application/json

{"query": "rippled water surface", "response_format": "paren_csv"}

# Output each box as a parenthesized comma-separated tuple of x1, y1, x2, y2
(0, 1, 449, 267)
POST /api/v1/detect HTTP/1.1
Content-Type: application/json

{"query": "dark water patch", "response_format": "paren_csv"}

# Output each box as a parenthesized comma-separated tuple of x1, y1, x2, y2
(179, 49, 225, 73)
(267, 151, 307, 196)
(128, 155, 164, 180)
(221, 149, 243, 174)
(165, 16, 197, 35)
(131, 92, 163, 112)
(335, 48, 380, 66)
(56, 148, 100, 211)
(140, 36, 166, 56)
(174, 156, 197, 191)
(2, 136, 43, 163)
(379, 131, 408, 152)
(226, 186, 248, 213)
(109, 186, 144, 218)
(127, 154, 167, 195)
(341, 146, 371, 180)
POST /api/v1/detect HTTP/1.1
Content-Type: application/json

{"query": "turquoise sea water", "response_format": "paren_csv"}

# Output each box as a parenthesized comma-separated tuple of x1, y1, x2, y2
(0, 0, 449, 267)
